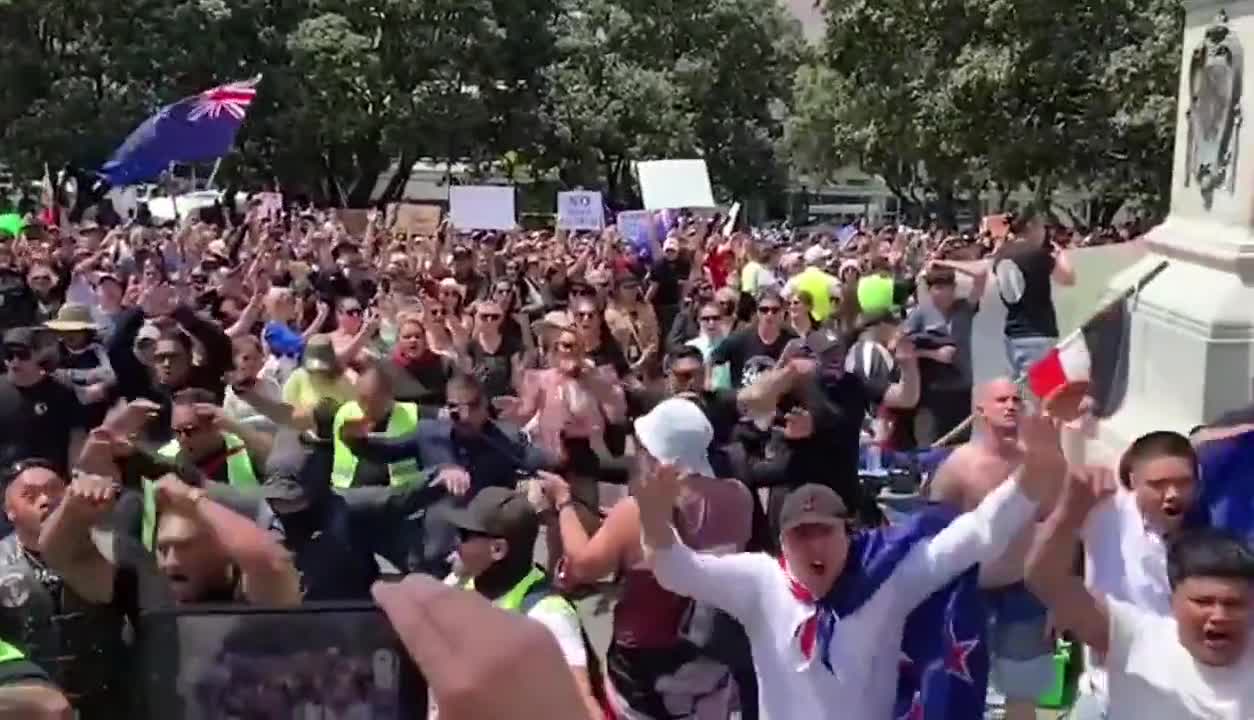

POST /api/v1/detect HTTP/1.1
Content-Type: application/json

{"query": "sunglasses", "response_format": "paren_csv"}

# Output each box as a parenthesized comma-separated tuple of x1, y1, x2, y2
(575, 311, 597, 320)
(429, 308, 447, 318)
(3, 346, 31, 361)
(478, 313, 502, 321)
(556, 340, 578, 352)
(572, 287, 596, 296)
(757, 305, 782, 315)
(670, 368, 700, 382)
(154, 351, 184, 365)
(340, 306, 363, 316)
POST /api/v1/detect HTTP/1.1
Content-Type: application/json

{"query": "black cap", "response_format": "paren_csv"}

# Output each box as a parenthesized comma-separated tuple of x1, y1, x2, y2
(803, 329, 844, 359)
(2, 327, 39, 348)
(444, 487, 538, 540)
(779, 484, 849, 533)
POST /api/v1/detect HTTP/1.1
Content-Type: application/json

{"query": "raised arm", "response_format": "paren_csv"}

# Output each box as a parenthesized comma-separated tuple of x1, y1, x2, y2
(172, 305, 232, 380)
(154, 475, 302, 606)
(1025, 466, 1115, 655)
(38, 470, 121, 604)
(635, 464, 769, 621)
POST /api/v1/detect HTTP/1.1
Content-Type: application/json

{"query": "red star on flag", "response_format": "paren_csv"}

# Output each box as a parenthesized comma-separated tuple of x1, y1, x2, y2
(898, 691, 925, 720)
(943, 619, 979, 684)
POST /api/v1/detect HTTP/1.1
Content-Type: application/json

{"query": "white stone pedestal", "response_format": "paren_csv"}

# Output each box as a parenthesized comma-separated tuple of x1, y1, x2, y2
(1084, 2, 1254, 465)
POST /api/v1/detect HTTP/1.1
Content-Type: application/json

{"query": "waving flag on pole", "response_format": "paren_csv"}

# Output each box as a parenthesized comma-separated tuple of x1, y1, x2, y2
(100, 76, 261, 186)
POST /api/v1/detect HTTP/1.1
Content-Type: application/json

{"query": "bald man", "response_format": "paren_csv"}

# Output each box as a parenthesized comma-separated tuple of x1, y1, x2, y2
(927, 378, 1065, 720)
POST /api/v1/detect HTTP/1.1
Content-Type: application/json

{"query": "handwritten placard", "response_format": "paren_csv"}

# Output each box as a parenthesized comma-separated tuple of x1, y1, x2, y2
(557, 191, 604, 230)
(449, 186, 516, 231)
(391, 203, 442, 236)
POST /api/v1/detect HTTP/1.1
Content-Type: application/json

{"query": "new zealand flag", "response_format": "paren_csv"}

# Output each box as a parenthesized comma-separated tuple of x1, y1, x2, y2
(100, 76, 261, 186)
(818, 504, 989, 719)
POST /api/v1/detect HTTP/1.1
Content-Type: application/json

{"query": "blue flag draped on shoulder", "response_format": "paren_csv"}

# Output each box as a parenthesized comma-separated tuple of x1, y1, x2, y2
(100, 76, 261, 186)
(815, 504, 988, 719)
(1194, 428, 1254, 539)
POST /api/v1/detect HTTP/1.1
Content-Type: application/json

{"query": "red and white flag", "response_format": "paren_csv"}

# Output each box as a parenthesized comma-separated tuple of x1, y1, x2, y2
(1027, 329, 1092, 404)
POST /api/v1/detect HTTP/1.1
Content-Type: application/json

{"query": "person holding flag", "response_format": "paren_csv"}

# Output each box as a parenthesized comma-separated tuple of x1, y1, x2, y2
(637, 409, 1064, 719)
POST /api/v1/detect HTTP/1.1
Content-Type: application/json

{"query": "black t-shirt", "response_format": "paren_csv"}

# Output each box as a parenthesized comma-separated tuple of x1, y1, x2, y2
(588, 332, 631, 379)
(995, 241, 1059, 338)
(0, 270, 35, 332)
(0, 376, 84, 472)
(469, 333, 524, 400)
(380, 355, 454, 410)
(788, 373, 881, 510)
(648, 257, 691, 308)
(710, 325, 798, 388)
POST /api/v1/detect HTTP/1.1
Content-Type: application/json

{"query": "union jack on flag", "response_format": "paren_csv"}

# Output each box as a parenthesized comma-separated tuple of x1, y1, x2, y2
(100, 74, 263, 186)
(186, 77, 260, 122)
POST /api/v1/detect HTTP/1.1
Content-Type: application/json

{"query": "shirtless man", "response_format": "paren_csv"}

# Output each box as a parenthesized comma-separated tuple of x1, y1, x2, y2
(927, 377, 1065, 720)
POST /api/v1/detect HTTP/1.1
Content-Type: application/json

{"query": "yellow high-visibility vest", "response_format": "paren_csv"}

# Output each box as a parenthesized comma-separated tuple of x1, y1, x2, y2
(143, 433, 259, 551)
(331, 401, 422, 489)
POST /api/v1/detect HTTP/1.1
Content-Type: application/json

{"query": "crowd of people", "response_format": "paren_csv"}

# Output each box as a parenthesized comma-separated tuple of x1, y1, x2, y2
(0, 196, 1245, 720)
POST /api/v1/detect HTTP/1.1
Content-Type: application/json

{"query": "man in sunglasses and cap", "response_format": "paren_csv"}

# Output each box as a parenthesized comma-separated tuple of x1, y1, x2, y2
(0, 328, 85, 475)
(442, 485, 605, 719)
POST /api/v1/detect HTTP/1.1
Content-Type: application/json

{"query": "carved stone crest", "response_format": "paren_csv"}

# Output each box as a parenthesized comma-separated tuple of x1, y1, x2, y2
(1185, 10, 1244, 209)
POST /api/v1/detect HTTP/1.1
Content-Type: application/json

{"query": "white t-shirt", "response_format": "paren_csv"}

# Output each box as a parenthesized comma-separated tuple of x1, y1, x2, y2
(1106, 597, 1254, 719)
(1080, 491, 1173, 697)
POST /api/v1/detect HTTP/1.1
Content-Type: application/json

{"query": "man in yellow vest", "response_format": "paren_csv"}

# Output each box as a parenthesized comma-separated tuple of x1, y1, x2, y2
(331, 364, 422, 489)
(143, 388, 268, 550)
(783, 245, 842, 324)
(443, 486, 605, 719)
(0, 637, 72, 719)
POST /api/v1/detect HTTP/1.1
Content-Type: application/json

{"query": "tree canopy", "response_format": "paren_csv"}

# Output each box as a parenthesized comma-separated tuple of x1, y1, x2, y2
(0, 0, 803, 210)
(785, 0, 1183, 226)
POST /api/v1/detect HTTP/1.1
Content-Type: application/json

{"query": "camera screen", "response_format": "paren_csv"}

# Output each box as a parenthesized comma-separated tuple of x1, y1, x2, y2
(140, 605, 425, 720)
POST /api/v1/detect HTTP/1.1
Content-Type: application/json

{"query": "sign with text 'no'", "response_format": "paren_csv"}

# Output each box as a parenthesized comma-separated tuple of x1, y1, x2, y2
(557, 191, 604, 230)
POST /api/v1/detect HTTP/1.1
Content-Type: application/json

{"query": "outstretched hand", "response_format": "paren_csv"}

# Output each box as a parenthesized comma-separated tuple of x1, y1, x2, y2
(372, 576, 587, 720)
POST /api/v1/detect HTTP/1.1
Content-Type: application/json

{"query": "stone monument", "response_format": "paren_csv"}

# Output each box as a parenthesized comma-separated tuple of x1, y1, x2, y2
(1087, 1, 1254, 463)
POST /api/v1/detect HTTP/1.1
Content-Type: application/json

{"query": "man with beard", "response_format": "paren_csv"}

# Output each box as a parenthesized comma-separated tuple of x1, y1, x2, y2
(342, 374, 558, 575)
(638, 410, 1062, 719)
(927, 377, 1066, 720)
(0, 460, 129, 718)
(107, 283, 233, 443)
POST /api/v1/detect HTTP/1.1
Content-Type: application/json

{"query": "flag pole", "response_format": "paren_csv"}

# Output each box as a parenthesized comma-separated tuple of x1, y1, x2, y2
(206, 158, 222, 189)
(927, 258, 1170, 449)
(168, 163, 180, 225)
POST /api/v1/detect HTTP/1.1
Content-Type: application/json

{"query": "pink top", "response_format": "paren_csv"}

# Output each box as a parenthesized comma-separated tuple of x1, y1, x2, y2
(521, 367, 626, 455)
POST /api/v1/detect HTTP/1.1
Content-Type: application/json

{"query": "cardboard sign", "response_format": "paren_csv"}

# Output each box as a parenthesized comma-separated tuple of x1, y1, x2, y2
(637, 159, 716, 210)
(391, 203, 442, 236)
(335, 209, 370, 237)
(557, 191, 604, 230)
(449, 186, 516, 231)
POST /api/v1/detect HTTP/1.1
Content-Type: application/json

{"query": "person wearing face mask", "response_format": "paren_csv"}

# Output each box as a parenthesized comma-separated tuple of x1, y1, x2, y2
(638, 412, 1061, 720)
(1027, 469, 1254, 720)
(1063, 431, 1202, 719)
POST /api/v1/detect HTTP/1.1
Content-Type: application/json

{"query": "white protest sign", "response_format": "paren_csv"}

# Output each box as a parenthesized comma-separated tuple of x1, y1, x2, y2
(557, 191, 604, 230)
(722, 201, 741, 237)
(449, 186, 516, 231)
(637, 159, 716, 210)
(616, 210, 654, 245)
